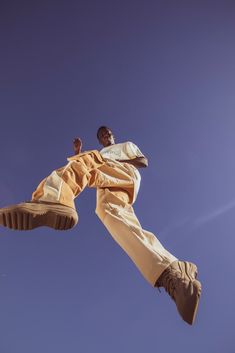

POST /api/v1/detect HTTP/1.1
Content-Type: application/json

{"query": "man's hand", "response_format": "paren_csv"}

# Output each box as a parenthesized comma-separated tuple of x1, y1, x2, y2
(73, 137, 82, 155)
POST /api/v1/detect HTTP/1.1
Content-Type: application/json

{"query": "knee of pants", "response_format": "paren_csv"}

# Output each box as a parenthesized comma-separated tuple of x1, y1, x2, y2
(95, 190, 113, 221)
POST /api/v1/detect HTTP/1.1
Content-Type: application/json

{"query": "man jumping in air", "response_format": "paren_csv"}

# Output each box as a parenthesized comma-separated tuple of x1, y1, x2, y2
(0, 126, 201, 325)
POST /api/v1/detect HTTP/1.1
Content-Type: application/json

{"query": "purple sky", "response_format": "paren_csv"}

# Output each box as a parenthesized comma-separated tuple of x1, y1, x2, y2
(0, 1, 235, 352)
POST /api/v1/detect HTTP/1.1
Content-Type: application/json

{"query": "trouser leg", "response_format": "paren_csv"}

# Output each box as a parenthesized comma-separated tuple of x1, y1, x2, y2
(95, 188, 178, 286)
(31, 150, 106, 208)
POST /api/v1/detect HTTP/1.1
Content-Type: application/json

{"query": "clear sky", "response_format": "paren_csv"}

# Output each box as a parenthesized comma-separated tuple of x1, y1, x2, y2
(0, 1, 235, 352)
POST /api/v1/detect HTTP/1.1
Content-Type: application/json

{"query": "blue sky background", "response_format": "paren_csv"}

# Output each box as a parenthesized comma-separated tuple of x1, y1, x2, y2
(0, 1, 235, 352)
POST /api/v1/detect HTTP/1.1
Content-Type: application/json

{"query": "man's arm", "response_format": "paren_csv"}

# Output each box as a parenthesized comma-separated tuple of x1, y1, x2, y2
(117, 157, 148, 168)
(73, 138, 82, 155)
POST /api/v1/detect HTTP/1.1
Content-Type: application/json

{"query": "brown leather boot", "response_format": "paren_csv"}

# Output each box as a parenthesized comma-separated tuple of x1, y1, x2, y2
(0, 201, 78, 231)
(156, 261, 202, 325)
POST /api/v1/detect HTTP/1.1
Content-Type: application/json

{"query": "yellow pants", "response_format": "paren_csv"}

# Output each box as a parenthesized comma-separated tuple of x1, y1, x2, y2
(32, 150, 177, 286)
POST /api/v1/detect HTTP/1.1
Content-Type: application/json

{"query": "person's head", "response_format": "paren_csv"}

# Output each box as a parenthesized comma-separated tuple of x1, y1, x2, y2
(97, 126, 115, 147)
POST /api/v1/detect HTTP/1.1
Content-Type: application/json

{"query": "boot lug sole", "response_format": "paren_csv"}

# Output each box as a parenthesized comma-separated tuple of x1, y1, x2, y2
(0, 203, 78, 231)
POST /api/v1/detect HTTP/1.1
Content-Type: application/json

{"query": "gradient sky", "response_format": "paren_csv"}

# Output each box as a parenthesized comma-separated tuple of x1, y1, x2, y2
(0, 1, 235, 352)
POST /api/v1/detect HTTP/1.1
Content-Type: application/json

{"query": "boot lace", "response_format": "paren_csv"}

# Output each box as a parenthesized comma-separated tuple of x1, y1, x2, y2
(156, 267, 183, 300)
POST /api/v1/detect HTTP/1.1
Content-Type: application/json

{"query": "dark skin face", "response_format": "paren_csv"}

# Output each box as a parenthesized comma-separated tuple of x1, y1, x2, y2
(97, 127, 115, 147)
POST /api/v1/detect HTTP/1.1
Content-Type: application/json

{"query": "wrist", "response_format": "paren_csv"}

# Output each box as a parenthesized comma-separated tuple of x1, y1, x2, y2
(74, 149, 81, 155)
